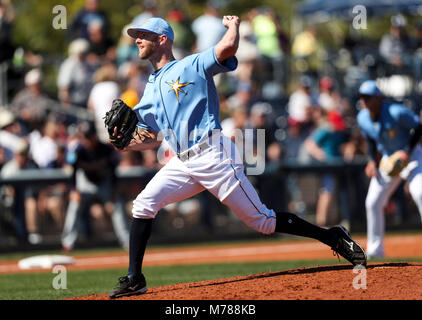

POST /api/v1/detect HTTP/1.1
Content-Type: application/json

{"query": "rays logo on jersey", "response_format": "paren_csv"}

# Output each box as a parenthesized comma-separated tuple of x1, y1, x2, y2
(166, 76, 193, 102)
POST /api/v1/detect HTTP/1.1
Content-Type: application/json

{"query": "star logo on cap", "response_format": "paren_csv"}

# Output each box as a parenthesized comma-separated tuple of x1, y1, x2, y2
(388, 129, 397, 139)
(166, 77, 193, 102)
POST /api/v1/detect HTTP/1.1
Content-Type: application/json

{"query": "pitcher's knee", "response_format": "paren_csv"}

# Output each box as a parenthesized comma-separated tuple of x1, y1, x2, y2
(132, 195, 159, 219)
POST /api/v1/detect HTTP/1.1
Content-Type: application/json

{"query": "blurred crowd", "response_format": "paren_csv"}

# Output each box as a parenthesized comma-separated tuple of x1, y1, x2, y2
(0, 0, 421, 246)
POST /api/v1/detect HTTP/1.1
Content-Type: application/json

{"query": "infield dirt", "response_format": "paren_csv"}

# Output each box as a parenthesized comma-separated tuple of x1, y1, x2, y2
(73, 262, 422, 300)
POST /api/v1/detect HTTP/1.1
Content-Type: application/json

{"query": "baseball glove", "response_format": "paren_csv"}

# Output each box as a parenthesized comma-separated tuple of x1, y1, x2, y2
(104, 99, 138, 150)
(379, 150, 410, 177)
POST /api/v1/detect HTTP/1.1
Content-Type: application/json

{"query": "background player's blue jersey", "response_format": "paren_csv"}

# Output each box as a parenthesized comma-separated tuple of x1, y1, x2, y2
(133, 46, 238, 154)
(357, 101, 420, 156)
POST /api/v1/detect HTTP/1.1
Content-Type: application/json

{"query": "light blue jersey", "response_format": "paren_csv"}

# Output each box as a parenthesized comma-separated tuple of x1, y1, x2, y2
(357, 102, 420, 156)
(133, 46, 238, 154)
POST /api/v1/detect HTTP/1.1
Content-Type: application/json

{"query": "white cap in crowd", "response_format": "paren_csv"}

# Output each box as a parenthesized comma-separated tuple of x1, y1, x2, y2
(0, 108, 15, 129)
(68, 38, 90, 56)
(24, 68, 43, 86)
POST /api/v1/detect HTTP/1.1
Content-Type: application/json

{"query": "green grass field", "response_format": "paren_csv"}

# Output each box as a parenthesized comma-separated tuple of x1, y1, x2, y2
(0, 259, 340, 300)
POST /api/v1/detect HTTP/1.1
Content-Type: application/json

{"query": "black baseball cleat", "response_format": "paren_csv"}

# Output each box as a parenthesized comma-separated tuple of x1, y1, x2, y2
(329, 225, 367, 266)
(109, 274, 147, 299)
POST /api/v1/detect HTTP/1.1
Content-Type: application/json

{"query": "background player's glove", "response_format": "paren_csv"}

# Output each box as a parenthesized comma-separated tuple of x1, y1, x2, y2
(104, 99, 138, 150)
(379, 150, 410, 177)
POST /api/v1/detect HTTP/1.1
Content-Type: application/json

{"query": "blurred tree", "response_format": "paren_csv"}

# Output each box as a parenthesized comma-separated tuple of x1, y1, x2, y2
(11, 0, 138, 55)
(10, 0, 302, 55)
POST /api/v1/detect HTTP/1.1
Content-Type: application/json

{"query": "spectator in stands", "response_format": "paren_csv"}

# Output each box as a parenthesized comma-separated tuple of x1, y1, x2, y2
(283, 115, 312, 214)
(0, 108, 26, 163)
(1, 141, 41, 244)
(166, 9, 195, 59)
(29, 118, 59, 169)
(120, 73, 142, 109)
(317, 76, 351, 116)
(379, 14, 412, 71)
(61, 122, 129, 251)
(236, 19, 260, 62)
(250, 7, 286, 85)
(280, 117, 307, 160)
(85, 19, 114, 67)
(221, 106, 249, 141)
(250, 8, 282, 60)
(304, 110, 350, 227)
(291, 25, 320, 74)
(226, 82, 254, 112)
(37, 144, 70, 233)
(10, 68, 49, 132)
(0, 0, 14, 63)
(280, 117, 309, 215)
(249, 102, 279, 162)
(116, 25, 139, 67)
(221, 105, 251, 161)
(191, 1, 226, 53)
(131, 0, 157, 26)
(57, 38, 94, 108)
(0, 146, 5, 170)
(116, 150, 145, 218)
(287, 75, 315, 130)
(411, 21, 422, 82)
(292, 26, 317, 58)
(232, 20, 260, 91)
(68, 0, 109, 42)
(88, 63, 120, 144)
(118, 60, 150, 109)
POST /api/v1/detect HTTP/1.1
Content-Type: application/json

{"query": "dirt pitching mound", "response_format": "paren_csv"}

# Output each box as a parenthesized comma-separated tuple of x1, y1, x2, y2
(72, 262, 422, 300)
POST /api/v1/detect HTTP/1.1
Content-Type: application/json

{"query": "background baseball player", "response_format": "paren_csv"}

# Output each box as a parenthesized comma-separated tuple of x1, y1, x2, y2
(61, 122, 129, 251)
(357, 80, 422, 258)
(106, 16, 366, 299)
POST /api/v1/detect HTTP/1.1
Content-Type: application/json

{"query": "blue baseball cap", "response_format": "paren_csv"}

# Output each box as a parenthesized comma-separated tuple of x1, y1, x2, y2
(127, 17, 174, 41)
(358, 80, 383, 97)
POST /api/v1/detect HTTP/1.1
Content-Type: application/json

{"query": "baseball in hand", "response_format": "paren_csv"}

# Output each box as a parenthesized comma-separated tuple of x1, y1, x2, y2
(222, 15, 240, 28)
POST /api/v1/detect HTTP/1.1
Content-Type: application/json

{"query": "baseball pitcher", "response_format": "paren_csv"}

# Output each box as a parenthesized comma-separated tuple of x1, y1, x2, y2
(106, 16, 366, 299)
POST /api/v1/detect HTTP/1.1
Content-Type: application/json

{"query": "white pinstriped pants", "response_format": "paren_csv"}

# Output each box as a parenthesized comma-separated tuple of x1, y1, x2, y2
(132, 134, 277, 235)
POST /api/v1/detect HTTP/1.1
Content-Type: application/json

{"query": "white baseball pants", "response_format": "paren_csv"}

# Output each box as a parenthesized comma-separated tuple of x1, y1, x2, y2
(365, 145, 422, 257)
(132, 133, 277, 235)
